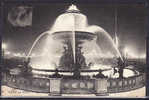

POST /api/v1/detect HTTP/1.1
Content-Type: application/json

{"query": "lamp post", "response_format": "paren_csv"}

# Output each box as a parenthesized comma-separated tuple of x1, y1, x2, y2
(124, 47, 129, 60)
(2, 43, 7, 72)
(2, 43, 7, 58)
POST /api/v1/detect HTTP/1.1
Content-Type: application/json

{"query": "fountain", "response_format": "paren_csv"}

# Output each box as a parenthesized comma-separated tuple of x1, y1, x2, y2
(28, 4, 123, 72)
(2, 4, 145, 96)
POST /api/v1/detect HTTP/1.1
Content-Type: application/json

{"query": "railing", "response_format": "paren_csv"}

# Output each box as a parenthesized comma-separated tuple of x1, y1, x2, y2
(108, 73, 145, 93)
(2, 73, 50, 93)
(2, 72, 145, 94)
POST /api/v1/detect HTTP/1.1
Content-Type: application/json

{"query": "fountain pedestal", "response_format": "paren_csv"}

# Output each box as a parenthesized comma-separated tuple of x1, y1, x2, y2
(94, 78, 108, 96)
(49, 78, 62, 96)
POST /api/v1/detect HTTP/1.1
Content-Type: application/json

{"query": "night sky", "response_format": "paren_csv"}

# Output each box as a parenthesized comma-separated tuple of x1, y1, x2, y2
(2, 2, 148, 56)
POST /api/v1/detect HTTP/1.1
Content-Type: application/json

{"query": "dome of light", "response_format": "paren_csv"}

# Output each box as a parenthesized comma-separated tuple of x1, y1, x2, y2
(51, 4, 89, 33)
(29, 4, 123, 71)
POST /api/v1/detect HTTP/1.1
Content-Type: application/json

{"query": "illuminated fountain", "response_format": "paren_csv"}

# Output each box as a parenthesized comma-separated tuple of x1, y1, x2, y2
(26, 4, 138, 78)
(2, 4, 145, 96)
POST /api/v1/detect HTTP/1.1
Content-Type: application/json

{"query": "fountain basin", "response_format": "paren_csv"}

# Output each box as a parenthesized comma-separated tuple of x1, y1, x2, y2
(52, 31, 96, 41)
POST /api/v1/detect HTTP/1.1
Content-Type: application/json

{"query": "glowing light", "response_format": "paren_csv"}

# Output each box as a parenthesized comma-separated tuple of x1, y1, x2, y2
(123, 46, 146, 59)
(67, 4, 80, 12)
(13, 53, 21, 57)
(51, 5, 87, 33)
(124, 47, 129, 56)
(140, 54, 146, 58)
(31, 53, 36, 57)
(2, 43, 7, 50)
(28, 5, 124, 70)
(5, 51, 10, 55)
(22, 53, 26, 56)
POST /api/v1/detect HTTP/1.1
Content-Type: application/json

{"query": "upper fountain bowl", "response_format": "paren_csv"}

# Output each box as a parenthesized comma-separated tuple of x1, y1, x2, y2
(51, 4, 90, 33)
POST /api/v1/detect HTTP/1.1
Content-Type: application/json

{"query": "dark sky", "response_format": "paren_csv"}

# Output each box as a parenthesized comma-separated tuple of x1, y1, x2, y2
(2, 2, 148, 55)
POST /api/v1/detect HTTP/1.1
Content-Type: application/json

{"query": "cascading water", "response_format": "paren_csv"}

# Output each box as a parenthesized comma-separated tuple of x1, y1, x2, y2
(86, 25, 123, 61)
(28, 4, 124, 71)
(27, 31, 50, 58)
(72, 13, 76, 63)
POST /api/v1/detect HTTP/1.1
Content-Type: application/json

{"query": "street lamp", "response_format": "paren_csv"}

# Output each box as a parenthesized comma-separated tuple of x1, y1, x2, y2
(124, 47, 129, 59)
(2, 43, 7, 50)
(2, 43, 7, 58)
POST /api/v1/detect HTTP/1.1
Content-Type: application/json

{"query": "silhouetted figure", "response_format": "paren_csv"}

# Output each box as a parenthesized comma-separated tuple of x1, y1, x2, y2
(113, 67, 118, 75)
(94, 69, 107, 78)
(51, 68, 61, 78)
(59, 42, 74, 70)
(118, 67, 124, 79)
(21, 57, 32, 77)
(134, 70, 138, 75)
(76, 46, 86, 68)
(59, 41, 87, 71)
(88, 62, 93, 67)
(117, 57, 124, 79)
(73, 64, 81, 79)
(24, 57, 30, 66)
(23, 57, 31, 73)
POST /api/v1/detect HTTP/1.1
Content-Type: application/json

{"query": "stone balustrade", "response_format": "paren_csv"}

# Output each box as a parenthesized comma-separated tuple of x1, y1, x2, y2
(2, 72, 145, 94)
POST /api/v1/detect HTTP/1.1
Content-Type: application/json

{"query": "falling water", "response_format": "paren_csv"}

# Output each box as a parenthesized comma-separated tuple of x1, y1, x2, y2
(85, 25, 123, 61)
(27, 31, 50, 58)
(91, 25, 123, 61)
(72, 13, 76, 63)
(28, 4, 124, 71)
(101, 29, 123, 61)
